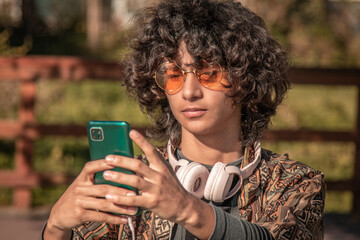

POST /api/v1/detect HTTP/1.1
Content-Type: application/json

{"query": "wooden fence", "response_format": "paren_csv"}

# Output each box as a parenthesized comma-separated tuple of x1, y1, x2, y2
(0, 56, 359, 214)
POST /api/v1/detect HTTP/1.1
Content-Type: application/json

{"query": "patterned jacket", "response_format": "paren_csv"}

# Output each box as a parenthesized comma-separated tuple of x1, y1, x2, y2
(72, 146, 325, 240)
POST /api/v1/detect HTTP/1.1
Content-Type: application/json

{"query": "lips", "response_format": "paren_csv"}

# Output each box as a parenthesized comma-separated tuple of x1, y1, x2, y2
(181, 107, 207, 118)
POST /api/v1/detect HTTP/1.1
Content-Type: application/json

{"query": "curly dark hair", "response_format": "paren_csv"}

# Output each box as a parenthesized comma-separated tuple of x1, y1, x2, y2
(124, 0, 290, 147)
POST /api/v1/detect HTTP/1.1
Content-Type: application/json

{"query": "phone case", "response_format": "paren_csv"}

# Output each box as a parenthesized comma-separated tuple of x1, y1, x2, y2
(87, 121, 140, 215)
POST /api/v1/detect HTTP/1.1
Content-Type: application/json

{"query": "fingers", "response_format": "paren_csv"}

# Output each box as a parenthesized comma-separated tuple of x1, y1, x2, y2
(105, 192, 142, 209)
(68, 185, 139, 225)
(73, 184, 136, 199)
(79, 197, 139, 216)
(105, 154, 156, 178)
(103, 170, 148, 189)
(81, 209, 129, 225)
(129, 130, 171, 172)
(79, 160, 114, 183)
(105, 130, 175, 186)
(129, 130, 160, 164)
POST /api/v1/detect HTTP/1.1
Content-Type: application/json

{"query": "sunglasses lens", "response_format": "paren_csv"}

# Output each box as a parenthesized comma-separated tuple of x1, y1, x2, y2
(196, 63, 222, 88)
(155, 61, 223, 94)
(156, 63, 184, 94)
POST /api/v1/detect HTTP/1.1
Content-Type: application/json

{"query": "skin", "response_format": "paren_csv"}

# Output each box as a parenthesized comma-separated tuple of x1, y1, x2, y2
(44, 43, 243, 240)
(169, 42, 243, 165)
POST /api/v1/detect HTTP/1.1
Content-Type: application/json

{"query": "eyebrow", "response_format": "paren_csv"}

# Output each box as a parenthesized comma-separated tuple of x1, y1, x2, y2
(176, 60, 200, 69)
(173, 55, 197, 68)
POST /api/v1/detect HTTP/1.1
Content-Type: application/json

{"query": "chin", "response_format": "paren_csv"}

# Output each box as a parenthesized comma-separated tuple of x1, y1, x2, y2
(181, 121, 216, 136)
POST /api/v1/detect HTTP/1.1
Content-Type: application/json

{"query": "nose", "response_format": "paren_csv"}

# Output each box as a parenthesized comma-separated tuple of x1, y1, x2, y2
(181, 71, 203, 100)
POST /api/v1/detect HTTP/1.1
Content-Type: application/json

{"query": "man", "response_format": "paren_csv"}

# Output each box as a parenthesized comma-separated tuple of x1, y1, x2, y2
(42, 0, 325, 239)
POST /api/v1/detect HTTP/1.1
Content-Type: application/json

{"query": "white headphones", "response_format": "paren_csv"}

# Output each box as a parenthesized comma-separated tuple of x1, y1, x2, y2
(167, 141, 262, 203)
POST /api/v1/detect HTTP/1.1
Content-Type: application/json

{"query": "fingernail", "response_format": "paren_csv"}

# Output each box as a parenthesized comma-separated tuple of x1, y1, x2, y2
(105, 194, 115, 200)
(120, 217, 128, 224)
(126, 192, 136, 196)
(127, 207, 138, 214)
(103, 171, 113, 179)
(105, 155, 114, 162)
(130, 130, 139, 137)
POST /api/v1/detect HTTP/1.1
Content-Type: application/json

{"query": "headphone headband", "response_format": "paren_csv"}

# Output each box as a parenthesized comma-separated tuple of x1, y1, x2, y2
(167, 141, 262, 202)
(167, 141, 261, 174)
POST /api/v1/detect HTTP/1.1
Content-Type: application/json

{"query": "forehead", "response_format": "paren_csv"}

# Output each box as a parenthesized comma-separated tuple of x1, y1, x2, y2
(175, 42, 195, 66)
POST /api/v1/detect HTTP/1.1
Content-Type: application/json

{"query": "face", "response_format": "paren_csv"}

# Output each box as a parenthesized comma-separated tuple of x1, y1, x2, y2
(166, 43, 242, 139)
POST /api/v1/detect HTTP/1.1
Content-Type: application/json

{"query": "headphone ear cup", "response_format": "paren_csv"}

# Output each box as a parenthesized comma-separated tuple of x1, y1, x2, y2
(176, 162, 209, 199)
(204, 162, 230, 202)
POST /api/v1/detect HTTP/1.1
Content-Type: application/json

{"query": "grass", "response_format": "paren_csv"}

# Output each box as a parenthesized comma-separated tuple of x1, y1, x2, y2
(0, 81, 357, 213)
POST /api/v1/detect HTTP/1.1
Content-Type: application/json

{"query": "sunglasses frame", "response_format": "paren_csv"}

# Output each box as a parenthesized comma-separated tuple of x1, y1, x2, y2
(154, 61, 224, 94)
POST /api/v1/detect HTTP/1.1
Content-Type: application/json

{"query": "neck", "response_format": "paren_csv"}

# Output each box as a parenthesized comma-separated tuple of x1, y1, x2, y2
(179, 128, 243, 165)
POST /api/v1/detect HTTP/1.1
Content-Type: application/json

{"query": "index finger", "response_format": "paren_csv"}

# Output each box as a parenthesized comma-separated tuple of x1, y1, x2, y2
(129, 130, 168, 169)
(79, 159, 114, 183)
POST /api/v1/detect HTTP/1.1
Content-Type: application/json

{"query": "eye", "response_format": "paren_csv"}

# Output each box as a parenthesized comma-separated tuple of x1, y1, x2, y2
(166, 69, 182, 79)
(202, 71, 216, 76)
(199, 70, 217, 80)
(168, 74, 182, 78)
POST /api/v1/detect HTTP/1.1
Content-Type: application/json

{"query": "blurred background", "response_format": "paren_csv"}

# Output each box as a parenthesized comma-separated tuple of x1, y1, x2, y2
(0, 0, 360, 239)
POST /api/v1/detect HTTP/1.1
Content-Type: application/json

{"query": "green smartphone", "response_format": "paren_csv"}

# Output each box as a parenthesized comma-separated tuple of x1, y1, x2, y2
(87, 121, 140, 215)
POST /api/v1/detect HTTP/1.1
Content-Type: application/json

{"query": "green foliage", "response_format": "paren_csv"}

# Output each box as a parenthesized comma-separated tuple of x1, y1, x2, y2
(248, 0, 360, 67)
(33, 137, 89, 175)
(28, 21, 88, 56)
(35, 80, 149, 126)
(325, 191, 353, 213)
(271, 85, 357, 131)
(0, 188, 12, 205)
(0, 140, 14, 169)
(0, 29, 31, 56)
(32, 185, 68, 206)
(0, 82, 19, 119)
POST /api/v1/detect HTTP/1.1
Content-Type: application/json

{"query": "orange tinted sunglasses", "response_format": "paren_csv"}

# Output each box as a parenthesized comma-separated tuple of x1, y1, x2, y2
(154, 61, 224, 95)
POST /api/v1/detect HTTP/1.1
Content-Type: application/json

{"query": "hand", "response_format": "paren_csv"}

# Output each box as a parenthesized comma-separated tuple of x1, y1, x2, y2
(103, 130, 215, 239)
(103, 130, 191, 223)
(44, 159, 138, 239)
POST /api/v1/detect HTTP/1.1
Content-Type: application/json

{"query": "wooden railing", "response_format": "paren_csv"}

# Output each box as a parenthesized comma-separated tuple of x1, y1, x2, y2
(0, 56, 359, 215)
